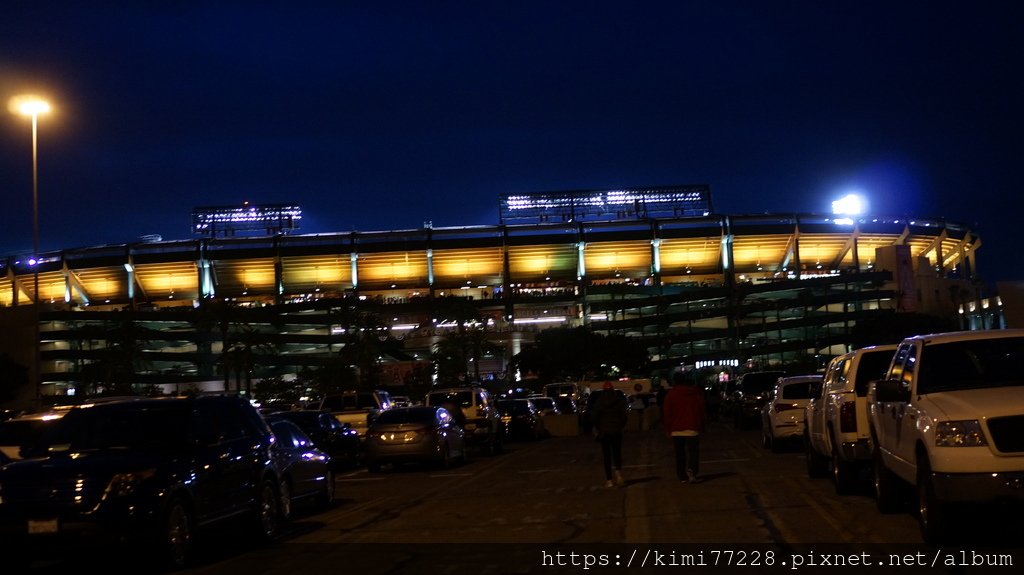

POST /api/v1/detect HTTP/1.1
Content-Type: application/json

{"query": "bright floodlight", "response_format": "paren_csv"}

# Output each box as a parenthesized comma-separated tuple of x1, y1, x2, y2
(832, 193, 865, 216)
(9, 95, 51, 117)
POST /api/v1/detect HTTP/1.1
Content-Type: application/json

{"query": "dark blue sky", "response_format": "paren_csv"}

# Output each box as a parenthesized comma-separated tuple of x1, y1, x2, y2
(2, 1, 1021, 285)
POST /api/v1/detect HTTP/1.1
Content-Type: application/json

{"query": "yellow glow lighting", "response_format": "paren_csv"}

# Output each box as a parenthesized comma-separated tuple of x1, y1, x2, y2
(10, 95, 51, 116)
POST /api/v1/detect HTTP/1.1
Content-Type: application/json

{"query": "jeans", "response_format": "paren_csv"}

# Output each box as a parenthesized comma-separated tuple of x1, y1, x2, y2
(672, 435, 700, 480)
(598, 432, 623, 480)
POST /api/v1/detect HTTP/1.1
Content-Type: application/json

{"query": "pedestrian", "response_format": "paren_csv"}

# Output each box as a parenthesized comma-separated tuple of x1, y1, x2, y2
(662, 370, 707, 484)
(590, 381, 629, 487)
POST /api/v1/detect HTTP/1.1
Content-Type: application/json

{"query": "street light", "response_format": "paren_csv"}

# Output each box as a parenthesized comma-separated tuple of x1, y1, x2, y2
(10, 95, 51, 407)
(11, 95, 51, 300)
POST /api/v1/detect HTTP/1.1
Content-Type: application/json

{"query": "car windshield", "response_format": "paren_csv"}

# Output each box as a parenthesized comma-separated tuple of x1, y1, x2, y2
(918, 337, 1024, 394)
(428, 391, 472, 408)
(375, 407, 438, 425)
(532, 398, 556, 410)
(545, 384, 575, 398)
(27, 404, 190, 455)
(497, 400, 531, 415)
(780, 382, 814, 399)
(0, 417, 62, 447)
(322, 394, 377, 411)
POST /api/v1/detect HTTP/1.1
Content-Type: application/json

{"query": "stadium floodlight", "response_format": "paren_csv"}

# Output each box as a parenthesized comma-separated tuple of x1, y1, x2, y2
(831, 193, 866, 216)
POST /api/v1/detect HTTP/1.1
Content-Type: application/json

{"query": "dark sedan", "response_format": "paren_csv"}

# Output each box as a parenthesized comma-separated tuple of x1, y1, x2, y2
(268, 419, 334, 520)
(496, 398, 546, 441)
(0, 396, 282, 569)
(264, 410, 362, 469)
(364, 406, 466, 472)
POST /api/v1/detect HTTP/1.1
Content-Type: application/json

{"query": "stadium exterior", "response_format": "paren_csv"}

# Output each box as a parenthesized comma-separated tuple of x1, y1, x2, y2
(0, 187, 1003, 402)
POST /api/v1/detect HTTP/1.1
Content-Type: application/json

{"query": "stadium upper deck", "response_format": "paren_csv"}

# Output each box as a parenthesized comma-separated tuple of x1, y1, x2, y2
(0, 213, 979, 307)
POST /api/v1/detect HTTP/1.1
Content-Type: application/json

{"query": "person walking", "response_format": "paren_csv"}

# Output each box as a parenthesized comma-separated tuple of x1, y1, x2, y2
(590, 381, 629, 487)
(662, 370, 707, 483)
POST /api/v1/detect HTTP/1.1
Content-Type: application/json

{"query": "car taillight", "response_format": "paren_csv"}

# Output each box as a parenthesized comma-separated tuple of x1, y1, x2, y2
(774, 403, 800, 413)
(839, 402, 857, 433)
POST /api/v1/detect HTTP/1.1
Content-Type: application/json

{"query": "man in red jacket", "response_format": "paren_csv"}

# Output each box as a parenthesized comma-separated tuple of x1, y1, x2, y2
(662, 369, 707, 483)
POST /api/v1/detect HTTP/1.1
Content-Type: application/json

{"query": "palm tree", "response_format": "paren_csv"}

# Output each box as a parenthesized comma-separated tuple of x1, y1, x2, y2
(216, 321, 278, 396)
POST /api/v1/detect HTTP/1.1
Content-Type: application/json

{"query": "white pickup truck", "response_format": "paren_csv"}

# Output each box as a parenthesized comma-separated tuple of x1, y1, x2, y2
(868, 329, 1024, 543)
(804, 344, 896, 494)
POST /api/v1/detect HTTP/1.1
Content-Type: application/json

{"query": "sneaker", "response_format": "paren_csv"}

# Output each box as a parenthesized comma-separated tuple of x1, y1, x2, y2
(605, 480, 615, 488)
(613, 470, 625, 487)
(686, 470, 697, 484)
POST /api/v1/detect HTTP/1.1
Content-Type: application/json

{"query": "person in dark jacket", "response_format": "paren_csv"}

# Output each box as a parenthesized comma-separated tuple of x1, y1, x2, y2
(590, 381, 629, 487)
(662, 370, 708, 483)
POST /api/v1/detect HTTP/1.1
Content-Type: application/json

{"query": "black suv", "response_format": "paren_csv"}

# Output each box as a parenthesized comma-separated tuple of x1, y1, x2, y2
(0, 395, 282, 569)
(730, 370, 786, 429)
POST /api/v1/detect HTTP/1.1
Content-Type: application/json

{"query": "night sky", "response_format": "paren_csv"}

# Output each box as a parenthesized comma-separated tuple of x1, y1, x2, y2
(2, 1, 1021, 286)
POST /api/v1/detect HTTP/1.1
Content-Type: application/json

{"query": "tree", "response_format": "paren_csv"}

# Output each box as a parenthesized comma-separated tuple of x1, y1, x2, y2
(849, 312, 958, 349)
(510, 327, 650, 383)
(0, 354, 29, 404)
(80, 317, 156, 396)
(217, 323, 278, 396)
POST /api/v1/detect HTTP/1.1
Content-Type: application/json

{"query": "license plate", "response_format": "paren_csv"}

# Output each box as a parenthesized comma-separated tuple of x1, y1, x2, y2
(28, 519, 59, 534)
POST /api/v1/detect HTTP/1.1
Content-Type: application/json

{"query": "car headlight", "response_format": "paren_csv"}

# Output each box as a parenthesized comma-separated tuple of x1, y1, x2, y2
(106, 468, 157, 497)
(935, 420, 987, 447)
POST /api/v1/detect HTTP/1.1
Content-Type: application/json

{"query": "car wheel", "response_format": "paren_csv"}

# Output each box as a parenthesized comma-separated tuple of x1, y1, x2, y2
(917, 456, 951, 544)
(162, 497, 196, 568)
(831, 441, 857, 495)
(804, 434, 829, 478)
(278, 479, 292, 522)
(873, 448, 902, 513)
(318, 469, 335, 509)
(252, 478, 280, 543)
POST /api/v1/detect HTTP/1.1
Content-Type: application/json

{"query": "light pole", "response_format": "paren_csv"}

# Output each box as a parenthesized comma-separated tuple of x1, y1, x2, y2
(11, 95, 51, 406)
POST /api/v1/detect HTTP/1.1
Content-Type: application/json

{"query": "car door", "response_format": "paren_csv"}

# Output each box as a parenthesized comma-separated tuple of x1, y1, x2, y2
(876, 342, 917, 476)
(191, 400, 244, 522)
(211, 398, 262, 514)
(808, 359, 836, 452)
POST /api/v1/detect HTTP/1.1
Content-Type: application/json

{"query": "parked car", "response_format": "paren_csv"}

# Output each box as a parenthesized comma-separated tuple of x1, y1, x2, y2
(528, 396, 561, 417)
(264, 410, 362, 469)
(496, 398, 546, 441)
(544, 382, 582, 414)
(0, 395, 282, 569)
(804, 344, 897, 493)
(730, 371, 786, 429)
(267, 419, 334, 519)
(390, 395, 413, 408)
(0, 410, 66, 465)
(868, 330, 1024, 543)
(364, 406, 466, 472)
(319, 389, 393, 440)
(760, 375, 821, 452)
(424, 387, 503, 454)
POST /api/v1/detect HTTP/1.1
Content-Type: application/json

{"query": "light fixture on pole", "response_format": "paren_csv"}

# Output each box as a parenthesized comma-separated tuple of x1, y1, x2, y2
(10, 95, 51, 406)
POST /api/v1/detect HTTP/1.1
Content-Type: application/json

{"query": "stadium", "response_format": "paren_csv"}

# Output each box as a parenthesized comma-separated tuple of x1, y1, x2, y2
(0, 185, 1001, 402)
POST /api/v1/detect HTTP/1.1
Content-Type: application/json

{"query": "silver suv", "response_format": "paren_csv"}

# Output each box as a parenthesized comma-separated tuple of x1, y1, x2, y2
(424, 387, 504, 454)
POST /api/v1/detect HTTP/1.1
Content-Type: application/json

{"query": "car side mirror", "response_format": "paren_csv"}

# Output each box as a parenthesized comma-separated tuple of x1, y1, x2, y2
(872, 379, 909, 403)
